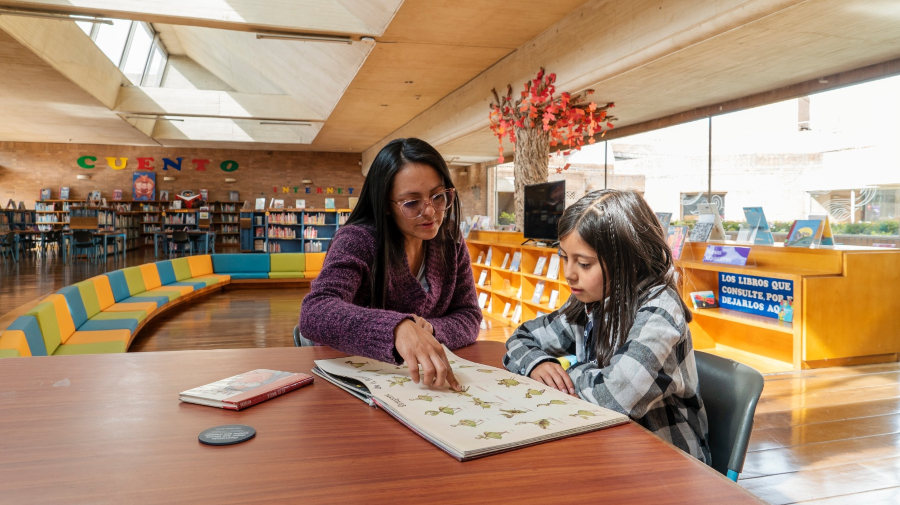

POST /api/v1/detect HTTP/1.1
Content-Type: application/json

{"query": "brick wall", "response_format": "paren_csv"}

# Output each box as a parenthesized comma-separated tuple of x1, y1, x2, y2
(450, 163, 488, 218)
(0, 142, 365, 209)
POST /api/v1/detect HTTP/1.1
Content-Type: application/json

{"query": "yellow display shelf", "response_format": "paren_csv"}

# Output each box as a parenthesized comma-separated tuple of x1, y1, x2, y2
(469, 230, 900, 372)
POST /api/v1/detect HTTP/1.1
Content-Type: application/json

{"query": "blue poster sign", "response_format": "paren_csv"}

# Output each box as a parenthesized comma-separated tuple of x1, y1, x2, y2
(718, 272, 793, 319)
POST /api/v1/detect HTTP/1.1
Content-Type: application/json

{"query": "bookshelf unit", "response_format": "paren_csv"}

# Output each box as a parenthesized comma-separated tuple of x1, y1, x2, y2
(467, 231, 569, 328)
(210, 202, 241, 247)
(238, 208, 351, 253)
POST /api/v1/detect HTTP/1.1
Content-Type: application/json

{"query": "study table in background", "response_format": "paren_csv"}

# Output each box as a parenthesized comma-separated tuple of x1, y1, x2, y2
(0, 342, 762, 504)
(61, 230, 127, 264)
(153, 230, 215, 258)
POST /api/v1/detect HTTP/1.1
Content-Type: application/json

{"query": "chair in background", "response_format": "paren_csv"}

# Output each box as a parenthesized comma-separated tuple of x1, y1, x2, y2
(695, 351, 765, 482)
(169, 231, 193, 257)
(0, 232, 16, 263)
(37, 229, 62, 258)
(71, 231, 99, 263)
(293, 324, 316, 347)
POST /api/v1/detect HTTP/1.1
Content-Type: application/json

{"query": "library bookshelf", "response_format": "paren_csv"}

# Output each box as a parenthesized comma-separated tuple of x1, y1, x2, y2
(239, 208, 352, 253)
(469, 230, 900, 373)
(467, 230, 569, 328)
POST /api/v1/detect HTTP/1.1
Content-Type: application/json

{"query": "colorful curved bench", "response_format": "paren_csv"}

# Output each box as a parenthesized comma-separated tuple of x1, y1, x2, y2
(0, 252, 326, 358)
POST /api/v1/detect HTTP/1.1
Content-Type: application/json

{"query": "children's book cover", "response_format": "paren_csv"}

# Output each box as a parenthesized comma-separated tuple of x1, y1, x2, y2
(690, 291, 718, 309)
(689, 222, 713, 243)
(40, 188, 51, 201)
(784, 219, 822, 247)
(667, 225, 689, 260)
(325, 198, 335, 209)
(59, 187, 70, 200)
(655, 212, 672, 231)
(113, 189, 123, 201)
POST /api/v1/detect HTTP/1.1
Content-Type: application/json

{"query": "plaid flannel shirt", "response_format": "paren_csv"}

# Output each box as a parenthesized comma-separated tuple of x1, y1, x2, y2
(503, 286, 711, 464)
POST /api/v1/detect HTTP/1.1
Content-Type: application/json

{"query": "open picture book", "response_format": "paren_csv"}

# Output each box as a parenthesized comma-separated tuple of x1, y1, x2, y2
(313, 349, 629, 461)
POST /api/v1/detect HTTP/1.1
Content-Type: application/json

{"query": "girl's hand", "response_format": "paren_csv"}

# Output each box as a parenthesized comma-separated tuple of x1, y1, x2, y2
(394, 318, 460, 391)
(530, 361, 575, 395)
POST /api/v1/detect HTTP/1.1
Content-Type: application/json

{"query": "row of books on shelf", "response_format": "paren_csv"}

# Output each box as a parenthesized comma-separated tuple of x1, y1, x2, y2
(219, 236, 239, 245)
(268, 226, 297, 239)
(165, 215, 197, 225)
(142, 225, 163, 233)
(268, 213, 299, 225)
(218, 225, 239, 233)
(36, 214, 68, 223)
(303, 213, 330, 225)
(217, 215, 239, 223)
(657, 207, 839, 260)
(304, 241, 326, 253)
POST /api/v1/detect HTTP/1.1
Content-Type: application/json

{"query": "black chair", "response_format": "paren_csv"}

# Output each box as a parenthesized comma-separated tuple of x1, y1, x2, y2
(72, 231, 98, 263)
(293, 324, 316, 347)
(170, 231, 193, 257)
(0, 232, 16, 263)
(695, 351, 765, 481)
(38, 229, 62, 257)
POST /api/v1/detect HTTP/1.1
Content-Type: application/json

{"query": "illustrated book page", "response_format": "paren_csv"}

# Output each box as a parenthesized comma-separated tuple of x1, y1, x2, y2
(313, 349, 629, 461)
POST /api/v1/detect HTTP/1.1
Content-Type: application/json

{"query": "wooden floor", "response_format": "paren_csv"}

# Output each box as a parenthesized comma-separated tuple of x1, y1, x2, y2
(3, 248, 900, 504)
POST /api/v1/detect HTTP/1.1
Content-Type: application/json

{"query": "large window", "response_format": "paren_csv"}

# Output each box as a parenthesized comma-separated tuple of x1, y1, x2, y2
(74, 18, 168, 87)
(493, 75, 900, 242)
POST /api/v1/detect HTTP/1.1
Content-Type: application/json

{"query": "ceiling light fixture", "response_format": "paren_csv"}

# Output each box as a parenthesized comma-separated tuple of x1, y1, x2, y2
(76, 174, 91, 180)
(256, 32, 352, 44)
(0, 7, 113, 24)
(259, 121, 312, 126)
(224, 178, 237, 183)
(163, 176, 176, 182)
(125, 115, 184, 122)
(301, 179, 313, 184)
(819, 78, 829, 84)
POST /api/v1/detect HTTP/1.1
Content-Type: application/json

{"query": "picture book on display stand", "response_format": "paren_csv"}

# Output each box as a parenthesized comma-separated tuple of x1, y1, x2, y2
(655, 212, 672, 232)
(785, 219, 824, 248)
(737, 207, 775, 245)
(693, 203, 727, 242)
(808, 214, 836, 246)
(312, 348, 628, 461)
(667, 225, 690, 260)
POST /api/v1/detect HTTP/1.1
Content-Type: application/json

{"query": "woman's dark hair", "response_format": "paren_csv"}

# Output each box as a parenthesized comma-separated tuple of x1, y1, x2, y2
(558, 189, 691, 368)
(344, 138, 461, 309)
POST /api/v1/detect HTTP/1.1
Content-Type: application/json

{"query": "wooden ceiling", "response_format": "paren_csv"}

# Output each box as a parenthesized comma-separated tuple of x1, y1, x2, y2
(0, 0, 899, 166)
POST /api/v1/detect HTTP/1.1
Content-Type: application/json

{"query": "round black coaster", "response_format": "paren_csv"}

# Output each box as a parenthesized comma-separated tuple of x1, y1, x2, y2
(198, 425, 256, 446)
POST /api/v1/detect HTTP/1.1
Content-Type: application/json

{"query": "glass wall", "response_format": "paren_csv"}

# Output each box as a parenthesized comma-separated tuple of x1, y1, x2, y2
(493, 74, 900, 242)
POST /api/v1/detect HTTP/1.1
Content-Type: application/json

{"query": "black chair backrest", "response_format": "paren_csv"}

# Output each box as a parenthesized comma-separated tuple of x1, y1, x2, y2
(695, 352, 765, 477)
(2, 232, 14, 245)
(172, 231, 190, 243)
(73, 231, 94, 244)
(293, 325, 302, 347)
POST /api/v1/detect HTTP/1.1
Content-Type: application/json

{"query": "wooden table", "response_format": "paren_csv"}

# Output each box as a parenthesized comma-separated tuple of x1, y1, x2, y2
(62, 231, 127, 264)
(0, 342, 763, 504)
(153, 230, 214, 257)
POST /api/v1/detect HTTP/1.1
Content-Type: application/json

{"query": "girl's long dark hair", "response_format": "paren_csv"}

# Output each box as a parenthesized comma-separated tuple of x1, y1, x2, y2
(344, 138, 461, 309)
(559, 189, 691, 368)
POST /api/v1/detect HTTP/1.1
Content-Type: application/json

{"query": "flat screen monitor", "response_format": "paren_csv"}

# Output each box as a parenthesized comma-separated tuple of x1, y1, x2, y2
(524, 180, 565, 242)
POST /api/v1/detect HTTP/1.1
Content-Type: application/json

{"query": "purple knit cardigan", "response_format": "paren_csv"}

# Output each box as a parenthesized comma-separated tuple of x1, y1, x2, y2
(299, 224, 482, 363)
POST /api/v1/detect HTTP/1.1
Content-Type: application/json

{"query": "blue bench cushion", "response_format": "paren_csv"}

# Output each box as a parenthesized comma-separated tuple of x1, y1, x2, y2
(57, 286, 89, 328)
(229, 272, 270, 280)
(121, 294, 171, 307)
(212, 254, 270, 274)
(78, 318, 139, 334)
(105, 271, 132, 303)
(156, 260, 178, 285)
(7, 316, 47, 357)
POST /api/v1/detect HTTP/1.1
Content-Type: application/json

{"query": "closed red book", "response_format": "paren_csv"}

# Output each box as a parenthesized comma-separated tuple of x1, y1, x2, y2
(179, 369, 314, 410)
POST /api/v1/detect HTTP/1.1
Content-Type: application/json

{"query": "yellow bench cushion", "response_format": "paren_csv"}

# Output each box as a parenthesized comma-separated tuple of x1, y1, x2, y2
(104, 301, 159, 313)
(139, 264, 163, 290)
(53, 340, 127, 355)
(66, 330, 131, 345)
(188, 255, 214, 277)
(0, 330, 31, 357)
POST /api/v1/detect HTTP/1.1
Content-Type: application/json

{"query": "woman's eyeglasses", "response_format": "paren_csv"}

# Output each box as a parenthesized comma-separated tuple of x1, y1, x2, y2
(390, 188, 456, 220)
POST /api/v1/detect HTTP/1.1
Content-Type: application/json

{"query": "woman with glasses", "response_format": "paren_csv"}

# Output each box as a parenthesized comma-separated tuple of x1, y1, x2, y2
(300, 138, 481, 391)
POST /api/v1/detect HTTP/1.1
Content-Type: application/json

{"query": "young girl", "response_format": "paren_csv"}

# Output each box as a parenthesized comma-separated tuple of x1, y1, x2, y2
(300, 138, 480, 390)
(503, 190, 710, 463)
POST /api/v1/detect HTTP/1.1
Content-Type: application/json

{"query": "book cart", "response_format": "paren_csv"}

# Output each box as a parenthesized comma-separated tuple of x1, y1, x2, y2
(470, 230, 900, 373)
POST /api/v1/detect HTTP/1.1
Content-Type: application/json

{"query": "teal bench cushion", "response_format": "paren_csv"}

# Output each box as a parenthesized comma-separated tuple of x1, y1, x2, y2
(156, 260, 178, 285)
(7, 316, 46, 356)
(212, 254, 270, 274)
(57, 286, 89, 328)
